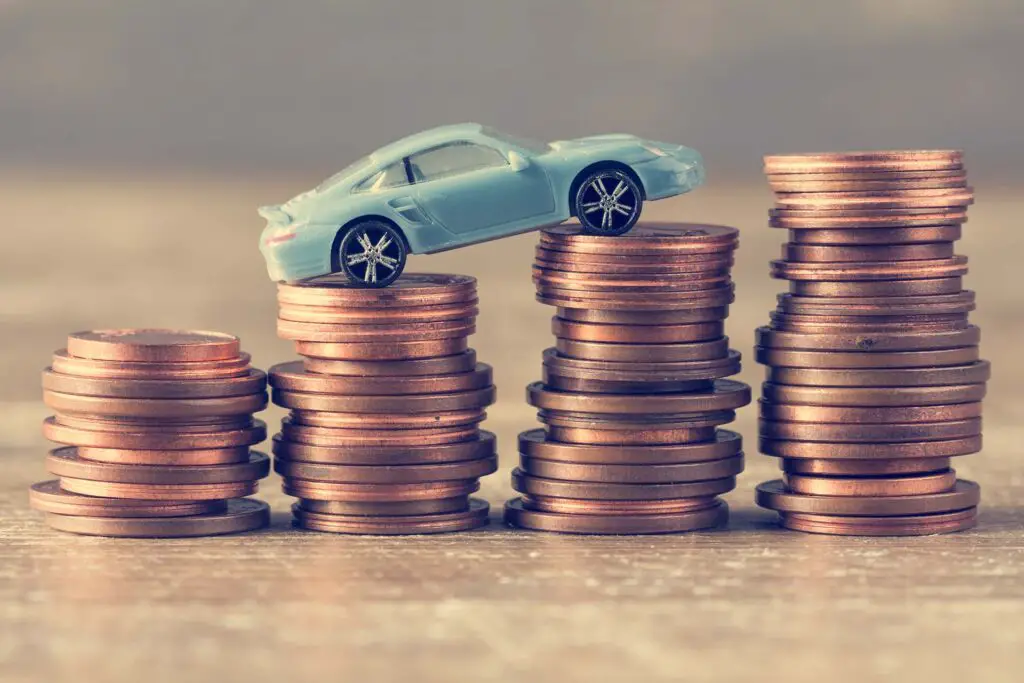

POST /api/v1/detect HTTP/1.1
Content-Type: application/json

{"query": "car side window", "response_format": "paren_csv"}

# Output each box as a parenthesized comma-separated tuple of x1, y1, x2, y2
(408, 142, 508, 183)
(354, 162, 409, 192)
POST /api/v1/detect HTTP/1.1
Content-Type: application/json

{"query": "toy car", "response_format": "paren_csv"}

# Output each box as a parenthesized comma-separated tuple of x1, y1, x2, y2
(259, 123, 705, 287)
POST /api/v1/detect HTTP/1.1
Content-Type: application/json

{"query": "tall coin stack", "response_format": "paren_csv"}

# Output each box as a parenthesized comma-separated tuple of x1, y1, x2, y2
(32, 330, 271, 537)
(754, 150, 988, 536)
(270, 273, 497, 534)
(505, 224, 751, 534)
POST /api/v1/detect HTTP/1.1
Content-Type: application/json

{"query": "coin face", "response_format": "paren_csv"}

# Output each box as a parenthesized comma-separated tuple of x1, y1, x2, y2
(756, 479, 979, 516)
(29, 480, 227, 518)
(294, 498, 490, 535)
(43, 498, 270, 538)
(504, 498, 727, 535)
(67, 330, 241, 362)
(763, 150, 963, 174)
(778, 508, 977, 536)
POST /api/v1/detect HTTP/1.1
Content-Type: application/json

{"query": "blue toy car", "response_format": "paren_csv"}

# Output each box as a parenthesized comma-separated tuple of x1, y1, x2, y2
(259, 123, 705, 287)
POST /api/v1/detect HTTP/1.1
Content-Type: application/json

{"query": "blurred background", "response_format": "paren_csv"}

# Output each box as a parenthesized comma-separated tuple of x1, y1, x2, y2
(2, 0, 1022, 485)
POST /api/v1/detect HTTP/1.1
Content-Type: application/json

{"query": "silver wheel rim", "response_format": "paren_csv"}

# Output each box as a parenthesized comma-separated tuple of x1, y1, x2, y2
(580, 175, 637, 232)
(343, 227, 402, 284)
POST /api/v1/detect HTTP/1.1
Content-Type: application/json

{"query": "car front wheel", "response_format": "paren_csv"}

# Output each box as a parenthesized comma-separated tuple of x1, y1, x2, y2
(574, 169, 642, 236)
(337, 220, 407, 288)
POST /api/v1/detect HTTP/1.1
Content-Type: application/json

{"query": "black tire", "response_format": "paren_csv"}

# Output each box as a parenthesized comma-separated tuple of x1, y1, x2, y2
(573, 168, 642, 236)
(336, 220, 407, 288)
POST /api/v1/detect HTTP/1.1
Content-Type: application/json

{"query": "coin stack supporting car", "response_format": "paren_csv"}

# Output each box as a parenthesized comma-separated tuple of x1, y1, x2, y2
(32, 330, 271, 537)
(270, 273, 497, 534)
(504, 224, 751, 534)
(754, 150, 987, 535)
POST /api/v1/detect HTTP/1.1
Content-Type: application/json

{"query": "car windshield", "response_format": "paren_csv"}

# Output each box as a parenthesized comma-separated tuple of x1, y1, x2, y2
(315, 157, 374, 192)
(481, 127, 549, 154)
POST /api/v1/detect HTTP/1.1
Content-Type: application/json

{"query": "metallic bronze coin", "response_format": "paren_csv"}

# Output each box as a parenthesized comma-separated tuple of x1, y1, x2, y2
(782, 458, 951, 476)
(75, 445, 252, 466)
(758, 401, 982, 424)
(777, 508, 977, 536)
(789, 278, 964, 297)
(511, 469, 737, 501)
(273, 386, 495, 413)
(556, 308, 729, 325)
(540, 223, 739, 254)
(59, 478, 258, 501)
(280, 420, 479, 447)
(542, 348, 740, 382)
(536, 286, 735, 311)
(767, 362, 990, 388)
(42, 416, 267, 450)
(272, 431, 496, 465)
(781, 242, 954, 263)
(47, 448, 270, 484)
(786, 225, 962, 245)
(546, 425, 718, 446)
(774, 188, 974, 210)
(759, 418, 981, 443)
(519, 454, 744, 484)
(755, 346, 979, 369)
(783, 470, 957, 497)
(298, 497, 470, 516)
(519, 428, 743, 464)
(537, 409, 735, 431)
(556, 337, 729, 363)
(761, 382, 987, 407)
(768, 313, 969, 334)
(44, 498, 270, 538)
(294, 498, 489, 535)
(278, 318, 475, 343)
(43, 390, 267, 418)
(770, 177, 968, 193)
(527, 380, 751, 415)
(770, 211, 968, 230)
(759, 436, 982, 459)
(520, 495, 721, 515)
(51, 349, 252, 380)
(269, 360, 492, 395)
(288, 408, 484, 429)
(282, 478, 479, 502)
(277, 273, 477, 307)
(278, 300, 479, 324)
(771, 256, 968, 281)
(294, 338, 468, 360)
(51, 413, 255, 430)
(542, 374, 713, 395)
(274, 456, 498, 484)
(755, 325, 980, 352)
(767, 168, 967, 182)
(505, 497, 727, 535)
(67, 330, 241, 362)
(775, 292, 975, 317)
(534, 255, 732, 276)
(534, 270, 732, 293)
(42, 367, 267, 399)
(756, 478, 979, 516)
(301, 351, 477, 376)
(535, 245, 734, 265)
(29, 480, 227, 518)
(763, 150, 963, 173)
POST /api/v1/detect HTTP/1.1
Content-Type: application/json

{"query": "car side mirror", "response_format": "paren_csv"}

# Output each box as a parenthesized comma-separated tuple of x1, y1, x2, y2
(508, 150, 530, 172)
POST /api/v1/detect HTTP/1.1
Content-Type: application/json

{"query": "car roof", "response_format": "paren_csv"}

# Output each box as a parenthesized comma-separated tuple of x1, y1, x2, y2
(370, 123, 484, 165)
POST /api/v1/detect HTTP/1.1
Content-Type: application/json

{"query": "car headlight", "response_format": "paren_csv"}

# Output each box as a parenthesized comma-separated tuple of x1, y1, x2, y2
(641, 144, 669, 157)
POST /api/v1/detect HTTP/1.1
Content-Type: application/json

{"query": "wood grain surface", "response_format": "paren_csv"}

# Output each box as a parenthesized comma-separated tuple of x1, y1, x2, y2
(1, 173, 1021, 683)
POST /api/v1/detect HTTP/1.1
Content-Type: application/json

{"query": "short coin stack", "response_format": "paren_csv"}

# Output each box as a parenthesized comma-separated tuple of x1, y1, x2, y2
(270, 273, 497, 534)
(505, 224, 751, 534)
(32, 330, 271, 537)
(755, 150, 987, 535)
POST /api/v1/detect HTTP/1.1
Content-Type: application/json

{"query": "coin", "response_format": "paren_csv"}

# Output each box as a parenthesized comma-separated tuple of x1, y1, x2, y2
(519, 496, 720, 515)
(294, 498, 489, 535)
(545, 425, 717, 446)
(75, 445, 252, 466)
(278, 301, 479, 324)
(756, 478, 978, 515)
(29, 480, 226, 518)
(535, 255, 732, 276)
(781, 242, 955, 263)
(282, 478, 479, 502)
(543, 348, 741, 382)
(767, 168, 967, 182)
(781, 458, 951, 476)
(274, 456, 498, 484)
(786, 225, 962, 244)
(537, 286, 735, 311)
(518, 428, 743, 464)
(43, 390, 267, 418)
(511, 469, 735, 501)
(755, 346, 979, 369)
(67, 330, 241, 362)
(770, 211, 968, 229)
(775, 292, 976, 316)
(289, 408, 484, 429)
(44, 498, 270, 538)
(755, 325, 980, 351)
(527, 380, 751, 414)
(294, 338, 468, 360)
(270, 360, 492, 396)
(298, 497, 470, 516)
(774, 188, 974, 210)
(51, 413, 254, 430)
(556, 308, 729, 325)
(46, 448, 270, 484)
(280, 421, 478, 446)
(758, 401, 982, 424)
(277, 318, 475, 343)
(272, 386, 495, 413)
(542, 374, 713, 395)
(534, 271, 732, 293)
(301, 351, 477, 376)
(763, 150, 963, 174)
(759, 418, 981, 443)
(777, 508, 977, 536)
(272, 431, 496, 465)
(770, 177, 968, 193)
(59, 478, 258, 500)
(556, 338, 729, 363)
(277, 273, 477, 307)
(504, 497, 727, 534)
(42, 368, 267, 399)
(519, 454, 744, 484)
(551, 319, 725, 344)
(771, 256, 969, 281)
(766, 362, 990, 388)
(540, 224, 738, 254)
(42, 416, 266, 449)
(768, 312, 969, 333)
(51, 349, 252, 380)
(761, 382, 986, 406)
(536, 246, 734, 266)
(759, 436, 982, 459)
(783, 470, 956, 497)
(790, 278, 963, 297)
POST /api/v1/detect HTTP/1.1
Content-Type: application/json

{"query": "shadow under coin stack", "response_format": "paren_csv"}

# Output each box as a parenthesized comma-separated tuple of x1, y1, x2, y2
(32, 330, 271, 537)
(270, 273, 497, 534)
(754, 150, 988, 536)
(505, 224, 751, 534)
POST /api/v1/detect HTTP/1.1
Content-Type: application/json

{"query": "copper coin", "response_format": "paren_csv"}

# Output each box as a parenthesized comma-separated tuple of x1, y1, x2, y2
(59, 478, 258, 501)
(298, 497, 470, 516)
(786, 225, 962, 245)
(274, 456, 498, 484)
(75, 445, 252, 466)
(774, 188, 974, 209)
(768, 313, 969, 333)
(47, 448, 270, 484)
(301, 351, 477, 376)
(542, 374, 713, 395)
(520, 496, 722, 515)
(534, 256, 732, 276)
(294, 338, 468, 360)
(277, 318, 475, 343)
(42, 416, 266, 450)
(781, 242, 955, 263)
(535, 245, 735, 266)
(767, 362, 990, 388)
(556, 308, 729, 325)
(51, 349, 252, 380)
(770, 211, 968, 230)
(761, 382, 987, 406)
(269, 360, 492, 395)
(759, 418, 981, 443)
(511, 469, 736, 501)
(542, 348, 740, 382)
(755, 346, 979, 369)
(536, 286, 735, 311)
(782, 458, 951, 476)
(789, 278, 964, 297)
(282, 478, 479, 502)
(67, 330, 241, 362)
(767, 168, 967, 182)
(783, 470, 956, 497)
(51, 413, 254, 430)
(519, 428, 743, 464)
(294, 498, 489, 535)
(29, 480, 227, 518)
(777, 508, 977, 536)
(534, 270, 732, 293)
(770, 177, 968, 193)
(44, 390, 267, 418)
(519, 454, 744, 484)
(771, 257, 968, 281)
(527, 380, 751, 414)
(537, 408, 735, 430)
(759, 436, 982, 459)
(775, 292, 975, 316)
(755, 325, 980, 351)
(763, 150, 963, 173)
(556, 338, 729, 363)
(551, 319, 725, 344)
(756, 478, 979, 516)
(288, 408, 484, 429)
(278, 300, 479, 324)
(277, 273, 477, 307)
(758, 401, 982, 424)
(504, 497, 727, 535)
(272, 386, 495, 413)
(42, 367, 267, 399)
(540, 224, 739, 254)
(44, 498, 270, 538)
(280, 420, 479, 447)
(272, 431, 496, 465)
(546, 426, 718, 446)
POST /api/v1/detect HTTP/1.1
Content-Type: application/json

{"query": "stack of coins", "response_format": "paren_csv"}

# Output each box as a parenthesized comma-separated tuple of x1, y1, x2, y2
(32, 330, 271, 537)
(755, 150, 987, 536)
(270, 273, 497, 534)
(504, 224, 751, 534)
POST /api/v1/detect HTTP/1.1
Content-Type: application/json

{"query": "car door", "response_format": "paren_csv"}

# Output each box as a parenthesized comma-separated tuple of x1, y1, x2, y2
(408, 141, 554, 235)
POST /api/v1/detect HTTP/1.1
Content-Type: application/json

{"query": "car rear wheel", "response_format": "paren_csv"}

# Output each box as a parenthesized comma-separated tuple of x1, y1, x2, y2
(337, 220, 407, 288)
(574, 169, 642, 236)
